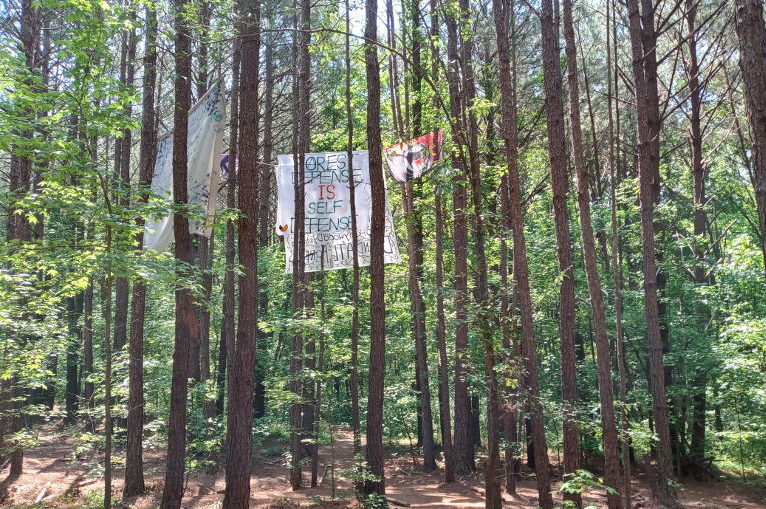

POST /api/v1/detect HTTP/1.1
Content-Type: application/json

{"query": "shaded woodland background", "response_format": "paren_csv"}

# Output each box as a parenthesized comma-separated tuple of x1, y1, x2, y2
(1, 0, 766, 507)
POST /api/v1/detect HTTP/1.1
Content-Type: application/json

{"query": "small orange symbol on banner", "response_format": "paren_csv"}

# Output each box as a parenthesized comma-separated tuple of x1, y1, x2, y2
(279, 224, 289, 232)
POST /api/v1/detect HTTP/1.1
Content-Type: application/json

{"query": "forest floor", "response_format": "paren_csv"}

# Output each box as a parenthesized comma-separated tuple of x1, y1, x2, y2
(0, 426, 764, 508)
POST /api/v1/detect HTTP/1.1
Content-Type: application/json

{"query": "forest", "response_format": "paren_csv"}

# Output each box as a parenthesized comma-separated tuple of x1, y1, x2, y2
(1, 0, 766, 507)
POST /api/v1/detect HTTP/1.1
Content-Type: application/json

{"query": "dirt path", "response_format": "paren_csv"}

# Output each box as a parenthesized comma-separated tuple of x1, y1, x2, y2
(0, 428, 764, 508)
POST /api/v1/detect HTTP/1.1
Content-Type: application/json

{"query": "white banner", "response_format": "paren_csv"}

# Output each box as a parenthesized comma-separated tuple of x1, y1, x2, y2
(276, 150, 401, 273)
(144, 80, 226, 252)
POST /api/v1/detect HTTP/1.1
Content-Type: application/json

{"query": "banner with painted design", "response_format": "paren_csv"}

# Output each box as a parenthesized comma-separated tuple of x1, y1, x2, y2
(384, 130, 443, 182)
(144, 80, 226, 252)
(275, 150, 402, 273)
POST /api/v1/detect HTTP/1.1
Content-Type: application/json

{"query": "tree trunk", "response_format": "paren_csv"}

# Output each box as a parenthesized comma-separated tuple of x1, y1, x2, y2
(443, 0, 474, 476)
(608, 0, 632, 503)
(113, 24, 137, 355)
(735, 1, 766, 278)
(625, 0, 677, 504)
(403, 179, 436, 471)
(434, 189, 455, 482)
(562, 0, 622, 506)
(540, 1, 581, 505)
(686, 0, 711, 473)
(254, 36, 275, 421)
(289, 0, 310, 488)
(223, 0, 260, 505)
(344, 0, 362, 470)
(83, 282, 95, 411)
(302, 280, 318, 486)
(123, 3, 157, 497)
(64, 293, 82, 425)
(103, 224, 114, 509)
(492, 0, 553, 504)
(495, 2, 520, 494)
(4, 0, 43, 476)
(403, 0, 435, 467)
(219, 19, 241, 422)
(160, 0, 196, 504)
(199, 234, 214, 418)
(363, 0, 387, 495)
(430, 1, 454, 482)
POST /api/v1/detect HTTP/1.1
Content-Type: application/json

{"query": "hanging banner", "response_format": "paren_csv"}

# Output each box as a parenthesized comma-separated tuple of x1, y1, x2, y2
(144, 80, 226, 252)
(276, 150, 402, 273)
(383, 130, 443, 182)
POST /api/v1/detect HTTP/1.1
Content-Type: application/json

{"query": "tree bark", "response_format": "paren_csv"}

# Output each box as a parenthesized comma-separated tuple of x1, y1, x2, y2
(443, 0, 474, 476)
(405, 0, 435, 467)
(289, 0, 310, 488)
(103, 223, 114, 509)
(223, 0, 260, 504)
(219, 19, 241, 422)
(625, 0, 677, 503)
(254, 36, 275, 421)
(562, 0, 622, 505)
(608, 0, 631, 505)
(83, 282, 95, 411)
(403, 179, 436, 471)
(344, 0, 362, 471)
(539, 1, 580, 505)
(4, 0, 42, 476)
(430, 0, 454, 483)
(685, 0, 711, 473)
(492, 0, 553, 504)
(735, 0, 766, 278)
(160, 0, 196, 504)
(114, 24, 137, 355)
(64, 293, 82, 425)
(123, 3, 157, 497)
(363, 0, 387, 495)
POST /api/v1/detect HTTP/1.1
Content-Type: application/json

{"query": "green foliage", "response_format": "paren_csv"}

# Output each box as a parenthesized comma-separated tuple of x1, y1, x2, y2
(555, 469, 618, 509)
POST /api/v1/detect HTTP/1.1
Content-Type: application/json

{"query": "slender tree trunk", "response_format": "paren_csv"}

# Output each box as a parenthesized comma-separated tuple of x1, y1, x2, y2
(64, 293, 82, 425)
(443, 1, 474, 476)
(4, 0, 41, 475)
(302, 284, 318, 486)
(496, 2, 520, 494)
(220, 19, 241, 422)
(458, 0, 495, 477)
(114, 23, 137, 356)
(434, 189, 455, 482)
(429, 0, 454, 483)
(457, 4, 503, 495)
(404, 0, 435, 467)
(403, 179, 436, 471)
(289, 0, 310, 488)
(83, 282, 95, 411)
(608, 0, 631, 505)
(254, 37, 275, 421)
(686, 0, 710, 473)
(190, 1, 212, 386)
(625, 0, 677, 503)
(196, 0, 210, 99)
(563, 0, 622, 506)
(223, 0, 260, 505)
(539, 1, 580, 505)
(160, 0, 196, 504)
(103, 222, 114, 509)
(199, 234, 214, 418)
(363, 0, 387, 495)
(734, 0, 766, 278)
(344, 0, 362, 470)
(492, 0, 553, 504)
(124, 3, 157, 496)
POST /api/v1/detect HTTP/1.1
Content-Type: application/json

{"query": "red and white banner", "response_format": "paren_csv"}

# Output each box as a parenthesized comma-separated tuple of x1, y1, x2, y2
(384, 131, 443, 182)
